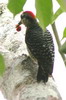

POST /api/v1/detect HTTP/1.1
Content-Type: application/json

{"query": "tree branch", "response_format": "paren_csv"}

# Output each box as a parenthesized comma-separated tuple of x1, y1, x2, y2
(51, 22, 66, 66)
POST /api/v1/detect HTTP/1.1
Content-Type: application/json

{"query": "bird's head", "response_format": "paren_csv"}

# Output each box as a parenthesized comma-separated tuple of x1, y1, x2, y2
(16, 11, 36, 31)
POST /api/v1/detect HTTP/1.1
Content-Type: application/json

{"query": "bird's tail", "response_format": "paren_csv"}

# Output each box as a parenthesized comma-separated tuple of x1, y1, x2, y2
(37, 61, 53, 83)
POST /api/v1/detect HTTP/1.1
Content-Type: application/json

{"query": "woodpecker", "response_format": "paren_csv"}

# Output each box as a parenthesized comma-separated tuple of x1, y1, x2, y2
(16, 11, 54, 83)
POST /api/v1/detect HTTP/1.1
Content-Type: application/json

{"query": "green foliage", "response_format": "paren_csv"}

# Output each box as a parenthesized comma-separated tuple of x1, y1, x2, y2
(52, 7, 63, 23)
(7, 0, 26, 16)
(0, 54, 5, 76)
(35, 0, 53, 29)
(62, 28, 66, 39)
(57, 0, 66, 11)
(60, 42, 66, 54)
(7, 0, 63, 29)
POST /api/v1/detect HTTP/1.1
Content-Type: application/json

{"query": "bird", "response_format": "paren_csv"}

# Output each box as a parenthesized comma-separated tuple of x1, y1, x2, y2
(16, 11, 54, 83)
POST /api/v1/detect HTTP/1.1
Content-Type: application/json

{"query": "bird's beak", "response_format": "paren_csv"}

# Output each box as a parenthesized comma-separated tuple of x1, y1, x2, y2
(16, 20, 22, 32)
(16, 21, 22, 28)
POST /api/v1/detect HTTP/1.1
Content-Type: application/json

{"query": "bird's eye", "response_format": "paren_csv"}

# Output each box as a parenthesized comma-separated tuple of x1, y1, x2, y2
(21, 13, 27, 19)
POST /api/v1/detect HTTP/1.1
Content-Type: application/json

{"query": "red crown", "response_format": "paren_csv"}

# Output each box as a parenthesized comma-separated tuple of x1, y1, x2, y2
(23, 11, 36, 18)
